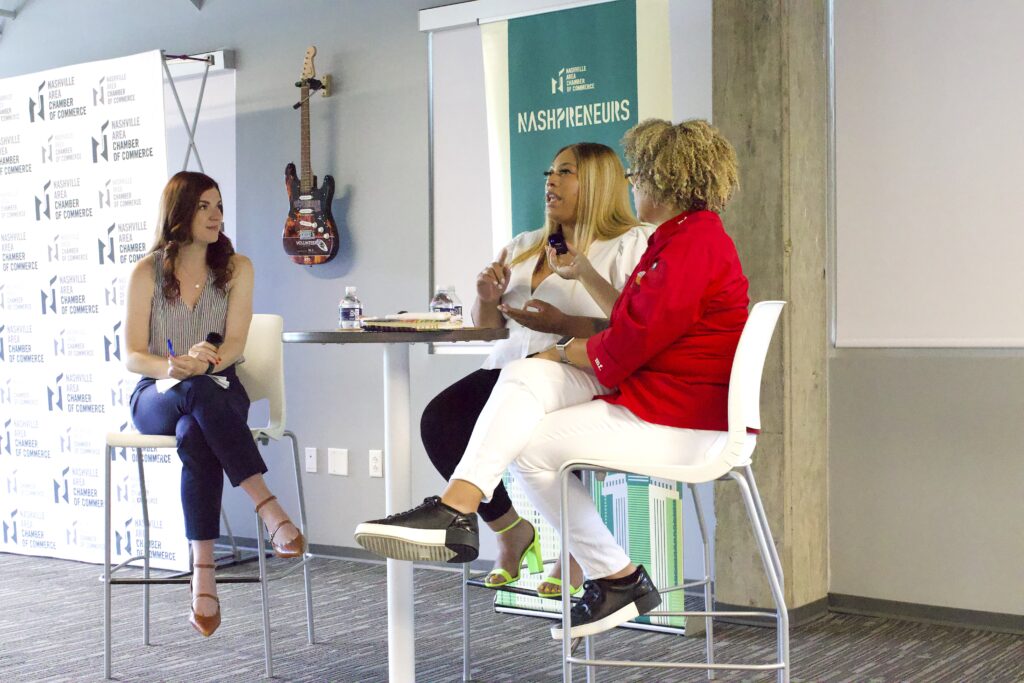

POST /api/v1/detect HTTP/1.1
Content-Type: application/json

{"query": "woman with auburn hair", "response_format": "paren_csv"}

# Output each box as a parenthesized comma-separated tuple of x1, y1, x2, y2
(124, 171, 304, 638)
(358, 119, 750, 640)
(418, 142, 652, 597)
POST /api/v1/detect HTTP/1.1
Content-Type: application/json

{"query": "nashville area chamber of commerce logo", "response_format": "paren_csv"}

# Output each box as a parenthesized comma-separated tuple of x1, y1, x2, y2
(517, 63, 631, 134)
(551, 65, 595, 94)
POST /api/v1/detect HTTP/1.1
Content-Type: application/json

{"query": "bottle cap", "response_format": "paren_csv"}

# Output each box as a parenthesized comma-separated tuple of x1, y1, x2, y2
(345, 286, 357, 295)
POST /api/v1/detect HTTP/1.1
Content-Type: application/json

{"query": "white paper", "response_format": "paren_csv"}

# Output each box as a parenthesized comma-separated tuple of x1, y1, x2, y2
(155, 374, 230, 393)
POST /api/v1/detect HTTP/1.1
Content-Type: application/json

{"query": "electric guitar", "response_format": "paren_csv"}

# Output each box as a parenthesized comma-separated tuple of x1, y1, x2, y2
(283, 46, 338, 265)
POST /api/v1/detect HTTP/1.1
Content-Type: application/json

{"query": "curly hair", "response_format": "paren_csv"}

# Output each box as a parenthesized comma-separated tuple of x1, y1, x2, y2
(149, 171, 235, 302)
(621, 119, 739, 213)
(510, 142, 638, 268)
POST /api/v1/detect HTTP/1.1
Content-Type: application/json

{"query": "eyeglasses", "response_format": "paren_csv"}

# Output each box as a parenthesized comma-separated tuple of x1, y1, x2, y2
(624, 169, 642, 185)
(543, 168, 576, 178)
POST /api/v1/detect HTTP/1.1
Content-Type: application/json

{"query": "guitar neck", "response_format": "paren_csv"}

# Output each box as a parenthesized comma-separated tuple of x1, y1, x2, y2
(300, 84, 312, 193)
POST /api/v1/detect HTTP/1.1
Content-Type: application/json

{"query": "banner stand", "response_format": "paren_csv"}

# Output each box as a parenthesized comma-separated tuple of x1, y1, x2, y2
(161, 51, 214, 172)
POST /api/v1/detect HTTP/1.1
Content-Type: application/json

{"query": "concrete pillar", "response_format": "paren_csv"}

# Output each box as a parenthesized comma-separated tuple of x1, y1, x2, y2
(711, 0, 829, 619)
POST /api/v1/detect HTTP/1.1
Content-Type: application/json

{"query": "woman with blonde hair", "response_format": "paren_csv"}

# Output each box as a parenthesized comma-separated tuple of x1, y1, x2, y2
(418, 142, 652, 596)
(358, 119, 750, 640)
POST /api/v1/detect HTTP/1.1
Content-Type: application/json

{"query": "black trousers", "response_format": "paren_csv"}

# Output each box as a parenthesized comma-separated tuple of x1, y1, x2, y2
(420, 369, 514, 523)
(130, 365, 267, 541)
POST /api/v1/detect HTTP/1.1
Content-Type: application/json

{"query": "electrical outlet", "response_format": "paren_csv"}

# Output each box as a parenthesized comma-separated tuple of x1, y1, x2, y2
(304, 447, 317, 473)
(369, 449, 383, 478)
(328, 448, 348, 476)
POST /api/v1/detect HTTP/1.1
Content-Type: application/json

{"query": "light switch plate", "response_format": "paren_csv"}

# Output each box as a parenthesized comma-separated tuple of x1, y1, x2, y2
(304, 447, 317, 473)
(328, 448, 348, 476)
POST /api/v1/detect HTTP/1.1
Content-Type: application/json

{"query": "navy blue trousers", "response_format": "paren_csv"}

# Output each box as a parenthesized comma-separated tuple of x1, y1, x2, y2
(130, 365, 267, 541)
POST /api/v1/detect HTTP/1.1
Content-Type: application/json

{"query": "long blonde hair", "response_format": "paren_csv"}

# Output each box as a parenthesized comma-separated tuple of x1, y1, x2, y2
(621, 119, 739, 213)
(510, 142, 638, 268)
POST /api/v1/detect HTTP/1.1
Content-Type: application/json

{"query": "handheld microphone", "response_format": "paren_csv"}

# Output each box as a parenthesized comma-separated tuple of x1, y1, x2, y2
(204, 333, 223, 375)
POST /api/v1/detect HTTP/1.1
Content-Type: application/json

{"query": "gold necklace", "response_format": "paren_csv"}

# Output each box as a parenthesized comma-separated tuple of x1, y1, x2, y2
(177, 266, 207, 290)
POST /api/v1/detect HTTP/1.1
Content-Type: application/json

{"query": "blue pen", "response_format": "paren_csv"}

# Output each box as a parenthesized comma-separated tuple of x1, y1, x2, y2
(166, 339, 175, 357)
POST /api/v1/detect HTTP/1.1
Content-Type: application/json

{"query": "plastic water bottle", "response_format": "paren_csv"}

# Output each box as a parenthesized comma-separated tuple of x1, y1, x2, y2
(339, 286, 362, 329)
(446, 285, 464, 326)
(429, 287, 454, 316)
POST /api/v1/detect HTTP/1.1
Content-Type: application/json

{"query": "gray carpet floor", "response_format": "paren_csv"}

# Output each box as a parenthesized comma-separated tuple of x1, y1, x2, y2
(1, 552, 1021, 682)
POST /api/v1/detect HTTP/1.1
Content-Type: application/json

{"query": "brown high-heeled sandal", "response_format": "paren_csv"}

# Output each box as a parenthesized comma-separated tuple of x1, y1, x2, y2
(255, 495, 306, 558)
(189, 562, 221, 637)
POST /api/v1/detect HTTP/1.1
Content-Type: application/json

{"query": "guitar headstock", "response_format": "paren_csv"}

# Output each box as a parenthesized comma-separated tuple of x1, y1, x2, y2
(301, 46, 317, 81)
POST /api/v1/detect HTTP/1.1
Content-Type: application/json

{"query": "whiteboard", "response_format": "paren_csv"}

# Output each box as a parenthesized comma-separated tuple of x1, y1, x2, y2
(835, 0, 1024, 347)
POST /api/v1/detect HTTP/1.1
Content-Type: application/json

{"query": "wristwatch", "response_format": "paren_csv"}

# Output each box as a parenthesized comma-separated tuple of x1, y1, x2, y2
(555, 335, 575, 364)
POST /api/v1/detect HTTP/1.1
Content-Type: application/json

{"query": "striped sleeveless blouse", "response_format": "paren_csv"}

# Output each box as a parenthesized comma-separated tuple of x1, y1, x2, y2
(147, 249, 229, 360)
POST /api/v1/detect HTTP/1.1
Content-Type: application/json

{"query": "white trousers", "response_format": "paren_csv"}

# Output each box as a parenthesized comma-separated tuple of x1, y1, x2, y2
(450, 358, 725, 578)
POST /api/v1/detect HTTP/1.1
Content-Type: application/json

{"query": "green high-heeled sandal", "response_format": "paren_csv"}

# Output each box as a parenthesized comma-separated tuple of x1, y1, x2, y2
(483, 517, 544, 588)
(536, 575, 583, 600)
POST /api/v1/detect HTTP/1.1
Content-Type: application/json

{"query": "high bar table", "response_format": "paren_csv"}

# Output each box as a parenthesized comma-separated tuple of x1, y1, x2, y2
(282, 326, 508, 683)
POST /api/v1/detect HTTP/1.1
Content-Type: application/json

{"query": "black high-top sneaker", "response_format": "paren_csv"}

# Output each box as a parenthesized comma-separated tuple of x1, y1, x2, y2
(550, 564, 661, 639)
(354, 496, 479, 563)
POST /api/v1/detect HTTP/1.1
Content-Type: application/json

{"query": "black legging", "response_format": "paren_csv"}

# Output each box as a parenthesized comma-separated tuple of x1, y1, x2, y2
(420, 369, 512, 523)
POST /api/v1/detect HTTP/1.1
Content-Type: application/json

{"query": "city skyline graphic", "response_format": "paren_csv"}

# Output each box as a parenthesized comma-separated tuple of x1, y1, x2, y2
(495, 471, 691, 630)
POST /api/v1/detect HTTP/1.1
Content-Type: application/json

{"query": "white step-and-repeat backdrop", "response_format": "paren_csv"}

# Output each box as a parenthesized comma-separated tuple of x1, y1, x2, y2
(1, 50, 192, 571)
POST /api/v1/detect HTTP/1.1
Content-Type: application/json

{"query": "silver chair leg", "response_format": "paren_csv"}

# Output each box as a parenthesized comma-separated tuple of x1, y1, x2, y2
(104, 445, 113, 680)
(729, 472, 790, 683)
(284, 430, 315, 644)
(256, 515, 273, 678)
(462, 562, 472, 682)
(743, 465, 784, 593)
(560, 467, 574, 683)
(136, 448, 151, 646)
(689, 483, 715, 680)
(585, 636, 596, 682)
(220, 507, 240, 561)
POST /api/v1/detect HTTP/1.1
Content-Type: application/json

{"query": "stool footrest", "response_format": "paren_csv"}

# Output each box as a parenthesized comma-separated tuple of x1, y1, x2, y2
(566, 656, 785, 672)
(465, 574, 582, 601)
(659, 578, 711, 594)
(103, 576, 262, 585)
(647, 610, 777, 618)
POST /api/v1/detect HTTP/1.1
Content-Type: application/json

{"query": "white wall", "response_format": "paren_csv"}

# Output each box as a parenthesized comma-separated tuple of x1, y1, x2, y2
(834, 0, 1024, 347)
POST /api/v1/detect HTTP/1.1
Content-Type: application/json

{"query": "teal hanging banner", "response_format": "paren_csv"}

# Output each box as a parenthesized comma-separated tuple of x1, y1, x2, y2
(506, 0, 638, 234)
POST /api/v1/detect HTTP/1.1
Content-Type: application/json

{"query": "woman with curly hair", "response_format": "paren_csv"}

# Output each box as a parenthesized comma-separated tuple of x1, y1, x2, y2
(356, 119, 749, 639)
(124, 171, 304, 638)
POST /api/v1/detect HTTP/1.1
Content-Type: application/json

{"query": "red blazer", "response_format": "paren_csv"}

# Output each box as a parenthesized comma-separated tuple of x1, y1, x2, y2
(586, 210, 749, 431)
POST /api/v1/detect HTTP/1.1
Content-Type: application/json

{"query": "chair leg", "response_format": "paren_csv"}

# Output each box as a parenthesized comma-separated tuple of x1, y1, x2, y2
(461, 562, 472, 682)
(584, 636, 596, 682)
(689, 483, 715, 680)
(729, 472, 790, 683)
(284, 430, 315, 644)
(743, 465, 784, 593)
(256, 515, 273, 678)
(104, 445, 113, 680)
(136, 448, 151, 646)
(220, 507, 241, 562)
(560, 467, 574, 683)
